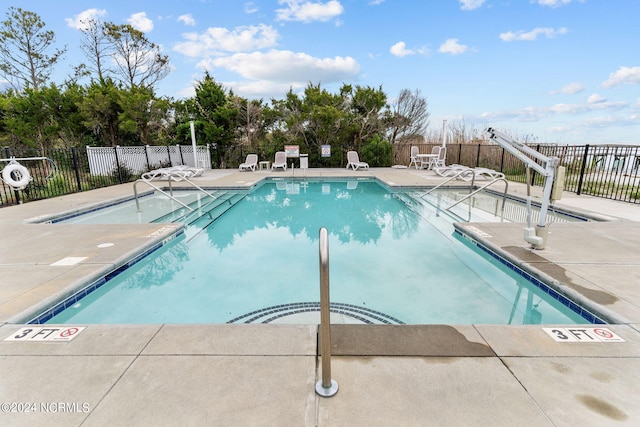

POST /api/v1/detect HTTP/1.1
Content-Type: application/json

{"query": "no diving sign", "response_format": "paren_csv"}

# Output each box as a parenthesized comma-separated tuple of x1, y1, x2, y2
(543, 327, 625, 343)
(4, 326, 86, 342)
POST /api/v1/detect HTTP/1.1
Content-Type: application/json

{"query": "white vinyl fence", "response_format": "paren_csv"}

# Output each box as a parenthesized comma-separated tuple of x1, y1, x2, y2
(86, 145, 211, 175)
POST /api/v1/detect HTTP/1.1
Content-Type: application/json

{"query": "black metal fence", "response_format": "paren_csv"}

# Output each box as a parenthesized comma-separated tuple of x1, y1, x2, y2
(395, 143, 640, 204)
(2, 143, 640, 207)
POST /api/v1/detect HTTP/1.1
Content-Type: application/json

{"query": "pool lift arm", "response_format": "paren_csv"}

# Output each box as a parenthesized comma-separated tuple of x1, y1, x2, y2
(485, 127, 562, 249)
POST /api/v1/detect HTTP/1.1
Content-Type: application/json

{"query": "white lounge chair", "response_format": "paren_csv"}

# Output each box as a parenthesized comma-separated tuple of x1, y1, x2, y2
(239, 154, 258, 171)
(141, 165, 203, 181)
(470, 167, 505, 180)
(271, 151, 287, 171)
(432, 164, 469, 178)
(346, 151, 369, 170)
(171, 165, 204, 177)
(433, 164, 504, 181)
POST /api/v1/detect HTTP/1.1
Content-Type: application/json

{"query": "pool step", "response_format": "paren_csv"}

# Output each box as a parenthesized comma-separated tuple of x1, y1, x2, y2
(150, 191, 240, 224)
(396, 192, 467, 223)
(188, 192, 246, 227)
(405, 190, 505, 223)
(182, 192, 247, 242)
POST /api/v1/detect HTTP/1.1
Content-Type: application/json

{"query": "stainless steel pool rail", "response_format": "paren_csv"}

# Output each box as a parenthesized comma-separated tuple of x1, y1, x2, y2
(133, 176, 217, 212)
(448, 177, 509, 211)
(419, 169, 509, 214)
(133, 179, 193, 212)
(316, 227, 339, 397)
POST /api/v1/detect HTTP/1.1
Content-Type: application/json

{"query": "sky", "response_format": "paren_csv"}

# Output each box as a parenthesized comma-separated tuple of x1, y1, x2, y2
(3, 0, 640, 144)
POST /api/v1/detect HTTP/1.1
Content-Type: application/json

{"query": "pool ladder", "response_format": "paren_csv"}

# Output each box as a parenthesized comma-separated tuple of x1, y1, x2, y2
(316, 227, 339, 397)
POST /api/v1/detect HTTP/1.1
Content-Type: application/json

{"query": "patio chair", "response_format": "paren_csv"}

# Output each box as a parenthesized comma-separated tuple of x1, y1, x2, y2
(271, 151, 287, 171)
(434, 146, 447, 168)
(409, 146, 420, 169)
(421, 146, 441, 170)
(239, 154, 258, 171)
(346, 151, 369, 170)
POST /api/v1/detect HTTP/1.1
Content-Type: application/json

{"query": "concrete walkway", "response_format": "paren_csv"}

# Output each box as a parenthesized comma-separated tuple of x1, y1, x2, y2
(1, 168, 639, 426)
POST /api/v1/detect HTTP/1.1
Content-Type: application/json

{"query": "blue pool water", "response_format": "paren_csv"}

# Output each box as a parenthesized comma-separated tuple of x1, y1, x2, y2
(43, 179, 595, 325)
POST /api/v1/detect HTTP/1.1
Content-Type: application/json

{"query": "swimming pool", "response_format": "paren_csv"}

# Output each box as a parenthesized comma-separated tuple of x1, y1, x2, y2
(38, 179, 599, 325)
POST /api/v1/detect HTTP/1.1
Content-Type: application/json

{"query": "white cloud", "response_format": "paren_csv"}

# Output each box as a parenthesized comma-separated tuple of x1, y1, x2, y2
(221, 79, 306, 99)
(173, 24, 279, 57)
(275, 0, 344, 23)
(601, 66, 640, 88)
(459, 0, 485, 11)
(482, 100, 628, 123)
(535, 0, 573, 7)
(587, 93, 606, 104)
(204, 50, 360, 83)
(500, 27, 568, 41)
(582, 114, 640, 128)
(438, 39, 468, 55)
(65, 9, 108, 30)
(369, 0, 385, 5)
(244, 2, 259, 14)
(390, 42, 413, 57)
(178, 14, 196, 26)
(550, 82, 584, 94)
(128, 12, 153, 33)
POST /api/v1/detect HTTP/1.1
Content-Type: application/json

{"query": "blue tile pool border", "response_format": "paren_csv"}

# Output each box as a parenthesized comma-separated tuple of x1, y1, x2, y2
(27, 230, 184, 324)
(454, 229, 606, 324)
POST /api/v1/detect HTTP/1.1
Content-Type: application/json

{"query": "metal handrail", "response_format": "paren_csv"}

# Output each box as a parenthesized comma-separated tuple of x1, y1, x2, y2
(447, 177, 509, 212)
(315, 227, 339, 397)
(133, 179, 193, 212)
(133, 175, 217, 212)
(419, 169, 475, 197)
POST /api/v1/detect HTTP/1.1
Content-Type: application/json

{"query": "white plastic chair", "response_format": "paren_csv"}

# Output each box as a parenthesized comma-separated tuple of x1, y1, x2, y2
(346, 151, 369, 170)
(409, 146, 420, 169)
(433, 146, 447, 168)
(271, 151, 287, 171)
(239, 154, 258, 171)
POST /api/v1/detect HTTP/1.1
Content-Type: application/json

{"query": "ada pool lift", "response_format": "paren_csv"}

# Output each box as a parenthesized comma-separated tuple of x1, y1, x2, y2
(485, 127, 565, 250)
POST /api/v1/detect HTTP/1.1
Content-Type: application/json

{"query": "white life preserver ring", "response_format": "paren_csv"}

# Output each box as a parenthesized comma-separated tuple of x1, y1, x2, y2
(2, 162, 31, 189)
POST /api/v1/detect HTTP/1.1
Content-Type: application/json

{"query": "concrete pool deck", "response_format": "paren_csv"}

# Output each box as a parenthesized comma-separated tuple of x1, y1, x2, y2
(0, 167, 639, 426)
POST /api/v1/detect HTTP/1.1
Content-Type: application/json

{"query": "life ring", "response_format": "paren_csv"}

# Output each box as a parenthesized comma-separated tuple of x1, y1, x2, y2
(2, 162, 31, 189)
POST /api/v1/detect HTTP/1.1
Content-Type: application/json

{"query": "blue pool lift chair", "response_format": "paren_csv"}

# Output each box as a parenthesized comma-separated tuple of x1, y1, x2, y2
(239, 154, 258, 171)
(346, 151, 369, 170)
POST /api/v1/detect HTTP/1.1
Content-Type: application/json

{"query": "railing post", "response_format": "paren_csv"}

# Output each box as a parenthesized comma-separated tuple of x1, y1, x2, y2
(576, 144, 589, 196)
(71, 147, 82, 192)
(4, 146, 20, 204)
(316, 227, 338, 398)
(113, 146, 123, 183)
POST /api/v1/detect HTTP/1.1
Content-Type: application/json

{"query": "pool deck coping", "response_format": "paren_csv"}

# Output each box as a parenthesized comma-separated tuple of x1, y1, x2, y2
(1, 167, 639, 426)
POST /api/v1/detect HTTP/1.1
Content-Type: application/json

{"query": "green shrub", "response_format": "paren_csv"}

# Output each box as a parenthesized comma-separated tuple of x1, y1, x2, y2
(360, 134, 392, 167)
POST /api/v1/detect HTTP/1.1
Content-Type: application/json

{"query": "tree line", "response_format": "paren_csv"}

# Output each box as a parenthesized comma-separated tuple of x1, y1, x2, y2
(0, 7, 430, 167)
